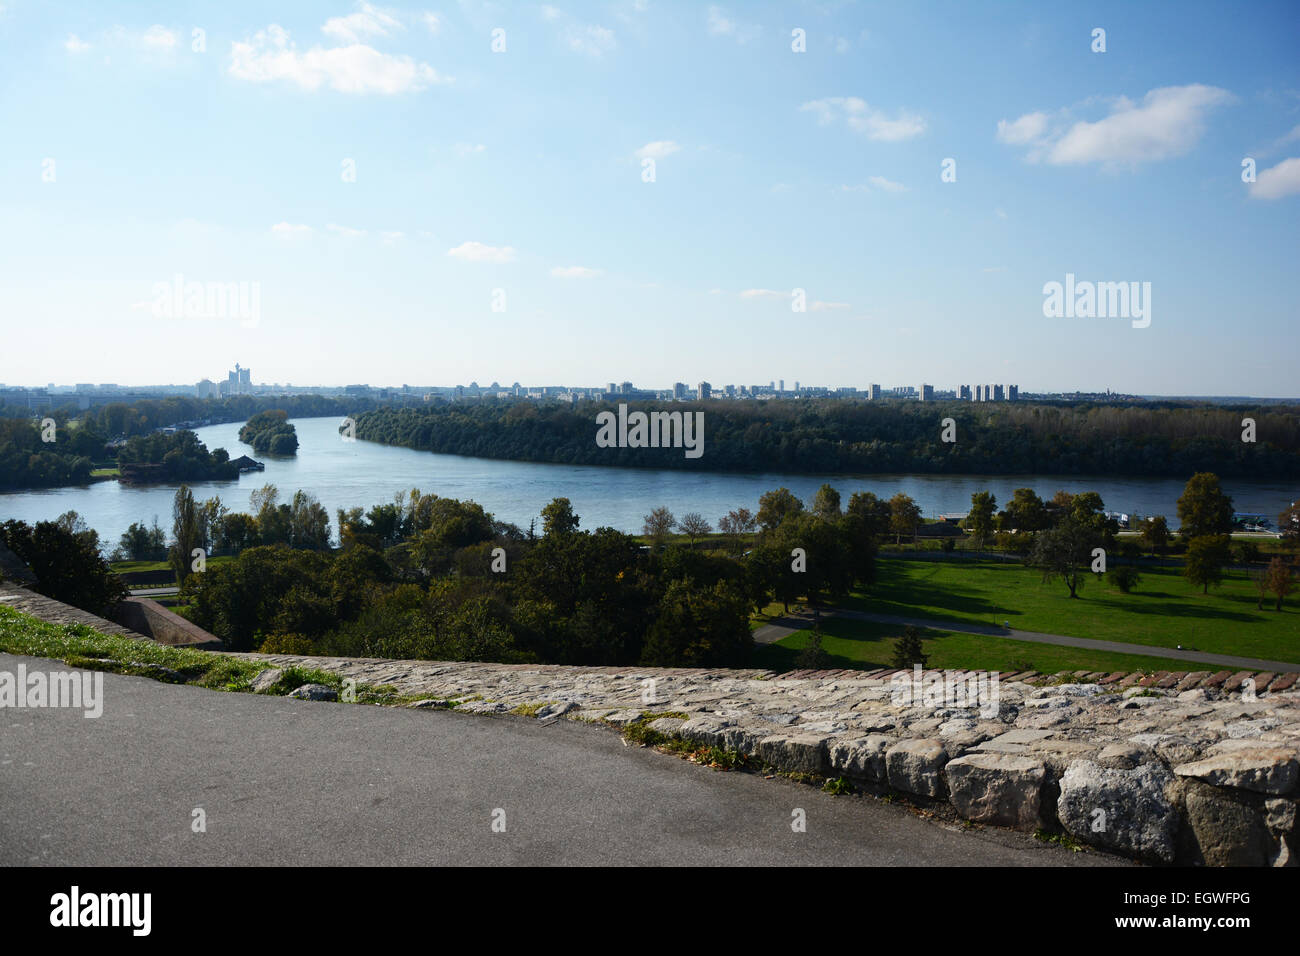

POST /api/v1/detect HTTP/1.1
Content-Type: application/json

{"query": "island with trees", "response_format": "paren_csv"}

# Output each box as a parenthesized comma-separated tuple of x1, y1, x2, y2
(239, 410, 298, 456)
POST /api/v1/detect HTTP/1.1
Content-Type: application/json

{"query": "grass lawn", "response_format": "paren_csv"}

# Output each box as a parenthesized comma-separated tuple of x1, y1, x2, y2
(111, 555, 235, 574)
(836, 558, 1299, 664)
(755, 617, 1208, 675)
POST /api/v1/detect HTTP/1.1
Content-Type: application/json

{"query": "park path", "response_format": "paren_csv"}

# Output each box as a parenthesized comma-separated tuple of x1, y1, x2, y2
(754, 605, 1300, 672)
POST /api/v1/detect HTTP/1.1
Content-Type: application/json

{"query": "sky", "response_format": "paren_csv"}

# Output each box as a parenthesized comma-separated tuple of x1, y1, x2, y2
(0, 0, 1297, 396)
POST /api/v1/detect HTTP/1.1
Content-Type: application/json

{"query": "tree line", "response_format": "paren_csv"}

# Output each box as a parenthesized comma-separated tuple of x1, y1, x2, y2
(349, 399, 1300, 478)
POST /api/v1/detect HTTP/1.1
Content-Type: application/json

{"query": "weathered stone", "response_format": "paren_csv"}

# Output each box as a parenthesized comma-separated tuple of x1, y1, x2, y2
(757, 734, 830, 775)
(946, 753, 1046, 829)
(1182, 779, 1271, 867)
(1174, 747, 1299, 795)
(287, 683, 338, 702)
(535, 701, 576, 719)
(1058, 761, 1178, 862)
(249, 671, 288, 691)
(886, 738, 949, 798)
(827, 735, 893, 782)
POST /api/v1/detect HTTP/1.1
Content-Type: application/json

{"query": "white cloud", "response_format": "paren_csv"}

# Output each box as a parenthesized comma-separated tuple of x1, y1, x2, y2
(326, 223, 367, 237)
(995, 111, 1048, 145)
(447, 241, 516, 262)
(65, 34, 91, 54)
(564, 23, 616, 56)
(541, 5, 563, 21)
(323, 3, 403, 44)
(271, 222, 313, 239)
(995, 207, 1008, 219)
(551, 265, 602, 278)
(229, 24, 446, 94)
(738, 288, 784, 299)
(800, 97, 925, 141)
(454, 142, 486, 156)
(810, 301, 850, 312)
(998, 85, 1232, 166)
(706, 6, 759, 43)
(141, 25, 177, 49)
(635, 140, 680, 159)
(421, 12, 441, 32)
(1249, 157, 1300, 199)
(381, 230, 405, 245)
(868, 175, 907, 193)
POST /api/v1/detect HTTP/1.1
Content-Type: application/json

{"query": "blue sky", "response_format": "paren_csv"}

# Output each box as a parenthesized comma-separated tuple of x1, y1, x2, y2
(0, 0, 1297, 395)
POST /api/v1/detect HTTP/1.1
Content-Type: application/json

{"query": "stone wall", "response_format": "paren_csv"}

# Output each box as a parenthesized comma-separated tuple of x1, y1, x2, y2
(112, 597, 224, 650)
(235, 653, 1300, 866)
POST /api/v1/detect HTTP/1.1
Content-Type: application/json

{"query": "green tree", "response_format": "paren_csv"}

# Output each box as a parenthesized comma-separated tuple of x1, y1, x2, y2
(890, 625, 928, 669)
(170, 484, 201, 586)
(1184, 534, 1231, 595)
(0, 518, 127, 616)
(1177, 472, 1234, 538)
(1002, 488, 1049, 533)
(1029, 518, 1097, 598)
(1140, 515, 1170, 557)
(756, 487, 804, 532)
(540, 497, 580, 537)
(1265, 556, 1294, 611)
(846, 491, 891, 540)
(811, 483, 842, 519)
(888, 493, 922, 545)
(640, 579, 751, 667)
(968, 491, 997, 549)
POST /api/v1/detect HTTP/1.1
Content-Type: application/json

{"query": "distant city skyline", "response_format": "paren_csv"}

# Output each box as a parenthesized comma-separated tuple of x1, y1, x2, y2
(1, 2, 1297, 394)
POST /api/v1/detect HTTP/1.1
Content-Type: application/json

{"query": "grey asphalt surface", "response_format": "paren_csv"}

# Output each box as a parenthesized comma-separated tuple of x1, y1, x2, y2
(0, 653, 1125, 867)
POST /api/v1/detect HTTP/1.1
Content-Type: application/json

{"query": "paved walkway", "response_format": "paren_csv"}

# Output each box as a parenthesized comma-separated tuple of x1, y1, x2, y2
(754, 604, 1300, 673)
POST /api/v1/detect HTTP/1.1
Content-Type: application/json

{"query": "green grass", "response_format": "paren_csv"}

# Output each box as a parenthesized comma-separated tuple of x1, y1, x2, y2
(754, 617, 1203, 674)
(0, 604, 400, 704)
(111, 555, 235, 574)
(89, 466, 120, 478)
(837, 558, 1300, 664)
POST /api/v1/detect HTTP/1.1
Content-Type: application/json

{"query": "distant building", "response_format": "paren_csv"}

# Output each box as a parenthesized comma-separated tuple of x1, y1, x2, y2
(993, 384, 1005, 401)
(1007, 385, 1019, 401)
(697, 381, 712, 400)
(867, 384, 882, 400)
(920, 384, 934, 402)
(673, 382, 689, 400)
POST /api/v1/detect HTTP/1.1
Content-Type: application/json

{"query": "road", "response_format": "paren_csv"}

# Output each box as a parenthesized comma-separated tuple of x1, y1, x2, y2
(753, 608, 1300, 672)
(0, 653, 1122, 867)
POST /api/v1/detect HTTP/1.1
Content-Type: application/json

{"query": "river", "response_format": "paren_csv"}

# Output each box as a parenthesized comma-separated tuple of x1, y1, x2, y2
(0, 416, 1293, 548)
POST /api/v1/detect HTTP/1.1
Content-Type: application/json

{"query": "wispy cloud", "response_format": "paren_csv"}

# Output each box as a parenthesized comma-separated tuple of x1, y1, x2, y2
(997, 84, 1232, 166)
(706, 6, 760, 44)
(229, 23, 447, 94)
(801, 97, 925, 142)
(447, 241, 516, 262)
(551, 265, 602, 278)
(65, 34, 91, 54)
(635, 140, 680, 160)
(270, 222, 313, 240)
(326, 223, 367, 237)
(322, 3, 403, 44)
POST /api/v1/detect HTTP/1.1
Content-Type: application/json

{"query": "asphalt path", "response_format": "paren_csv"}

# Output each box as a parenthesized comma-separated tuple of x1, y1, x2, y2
(0, 653, 1125, 867)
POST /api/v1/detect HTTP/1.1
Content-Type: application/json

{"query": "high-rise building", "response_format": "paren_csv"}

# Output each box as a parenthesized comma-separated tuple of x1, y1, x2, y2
(993, 384, 1005, 401)
(697, 381, 712, 400)
(867, 383, 882, 400)
(959, 385, 971, 400)
(1007, 385, 1019, 401)
(673, 382, 688, 400)
(920, 384, 934, 402)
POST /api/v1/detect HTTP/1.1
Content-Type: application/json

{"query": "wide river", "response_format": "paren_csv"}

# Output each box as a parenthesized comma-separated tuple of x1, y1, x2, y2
(1, 416, 1294, 547)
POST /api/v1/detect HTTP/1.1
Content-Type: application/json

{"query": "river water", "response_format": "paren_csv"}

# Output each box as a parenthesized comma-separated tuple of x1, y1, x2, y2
(0, 416, 1293, 547)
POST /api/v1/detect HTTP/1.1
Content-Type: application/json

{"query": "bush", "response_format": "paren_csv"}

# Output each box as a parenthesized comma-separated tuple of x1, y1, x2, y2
(890, 624, 928, 669)
(796, 623, 831, 670)
(258, 632, 318, 655)
(1108, 565, 1141, 593)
